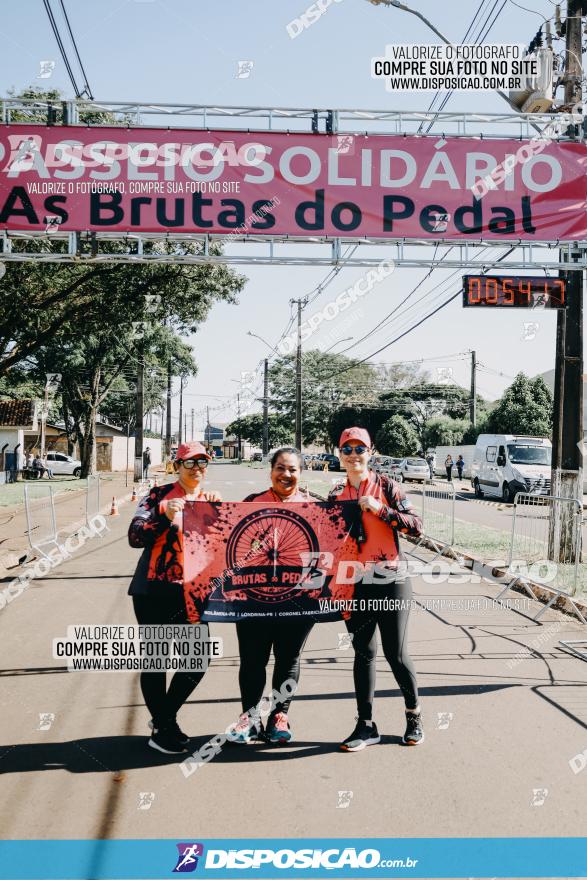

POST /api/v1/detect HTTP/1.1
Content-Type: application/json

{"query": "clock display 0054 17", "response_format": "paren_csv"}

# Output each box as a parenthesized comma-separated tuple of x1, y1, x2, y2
(462, 276, 566, 309)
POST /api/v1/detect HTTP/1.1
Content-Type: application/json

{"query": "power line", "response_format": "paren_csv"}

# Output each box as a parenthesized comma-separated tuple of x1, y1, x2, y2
(58, 0, 94, 98)
(42, 0, 82, 97)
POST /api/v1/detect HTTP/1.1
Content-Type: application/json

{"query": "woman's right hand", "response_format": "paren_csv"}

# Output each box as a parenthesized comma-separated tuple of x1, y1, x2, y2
(164, 498, 185, 521)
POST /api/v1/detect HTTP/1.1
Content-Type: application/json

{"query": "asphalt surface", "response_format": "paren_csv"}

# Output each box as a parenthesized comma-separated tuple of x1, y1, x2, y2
(1, 462, 586, 843)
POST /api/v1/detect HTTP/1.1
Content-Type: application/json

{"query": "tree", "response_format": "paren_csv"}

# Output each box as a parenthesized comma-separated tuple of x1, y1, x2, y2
(30, 324, 196, 476)
(269, 350, 379, 448)
(0, 88, 246, 375)
(1, 88, 247, 474)
(327, 405, 392, 449)
(422, 416, 470, 448)
(375, 416, 420, 457)
(485, 373, 553, 436)
(379, 383, 487, 444)
(225, 413, 293, 449)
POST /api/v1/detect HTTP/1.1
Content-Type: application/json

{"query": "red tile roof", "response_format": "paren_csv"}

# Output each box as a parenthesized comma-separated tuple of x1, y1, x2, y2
(0, 399, 37, 428)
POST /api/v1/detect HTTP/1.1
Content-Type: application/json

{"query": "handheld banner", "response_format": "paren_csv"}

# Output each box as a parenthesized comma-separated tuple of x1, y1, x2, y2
(182, 501, 361, 622)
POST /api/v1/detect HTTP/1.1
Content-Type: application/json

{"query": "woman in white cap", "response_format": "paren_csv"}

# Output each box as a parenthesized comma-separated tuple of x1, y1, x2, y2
(329, 427, 425, 751)
(128, 441, 221, 754)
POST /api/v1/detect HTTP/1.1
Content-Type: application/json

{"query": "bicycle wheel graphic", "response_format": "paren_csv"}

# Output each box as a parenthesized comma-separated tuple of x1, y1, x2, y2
(226, 508, 319, 571)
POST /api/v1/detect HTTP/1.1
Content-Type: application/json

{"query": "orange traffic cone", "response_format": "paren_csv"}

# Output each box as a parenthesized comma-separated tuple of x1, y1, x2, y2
(110, 496, 120, 516)
(131, 487, 137, 502)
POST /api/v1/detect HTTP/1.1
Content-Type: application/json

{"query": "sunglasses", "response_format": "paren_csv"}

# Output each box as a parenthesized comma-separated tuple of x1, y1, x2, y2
(340, 444, 368, 456)
(179, 458, 208, 469)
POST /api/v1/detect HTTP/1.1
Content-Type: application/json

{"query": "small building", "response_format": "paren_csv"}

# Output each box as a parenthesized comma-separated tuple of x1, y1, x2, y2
(0, 399, 39, 480)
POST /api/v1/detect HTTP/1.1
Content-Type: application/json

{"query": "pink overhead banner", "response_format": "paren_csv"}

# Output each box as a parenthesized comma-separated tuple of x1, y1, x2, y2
(1, 125, 586, 240)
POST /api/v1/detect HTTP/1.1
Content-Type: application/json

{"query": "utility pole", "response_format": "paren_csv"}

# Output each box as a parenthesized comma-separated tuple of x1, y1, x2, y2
(262, 358, 269, 457)
(165, 361, 172, 459)
(191, 408, 194, 441)
(178, 375, 185, 445)
(469, 350, 477, 427)
(184, 412, 187, 443)
(206, 405, 210, 453)
(134, 340, 144, 482)
(237, 393, 242, 460)
(550, 0, 584, 560)
(292, 297, 307, 452)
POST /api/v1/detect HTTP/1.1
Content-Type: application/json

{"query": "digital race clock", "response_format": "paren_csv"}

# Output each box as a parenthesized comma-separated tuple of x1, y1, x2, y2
(462, 276, 566, 309)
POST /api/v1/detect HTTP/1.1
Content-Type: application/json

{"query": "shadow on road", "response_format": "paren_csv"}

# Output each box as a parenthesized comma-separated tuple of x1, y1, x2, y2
(0, 730, 413, 775)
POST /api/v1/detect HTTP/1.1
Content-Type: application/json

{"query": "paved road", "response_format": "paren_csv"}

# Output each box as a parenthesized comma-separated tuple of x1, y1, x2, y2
(1, 462, 586, 842)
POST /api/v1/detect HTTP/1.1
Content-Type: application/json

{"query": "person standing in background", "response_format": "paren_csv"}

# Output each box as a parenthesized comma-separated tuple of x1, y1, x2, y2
(143, 447, 151, 480)
(445, 455, 453, 482)
(456, 455, 465, 480)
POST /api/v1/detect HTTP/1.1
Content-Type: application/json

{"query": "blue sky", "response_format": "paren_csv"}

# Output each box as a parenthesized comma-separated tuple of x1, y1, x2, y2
(2, 0, 571, 432)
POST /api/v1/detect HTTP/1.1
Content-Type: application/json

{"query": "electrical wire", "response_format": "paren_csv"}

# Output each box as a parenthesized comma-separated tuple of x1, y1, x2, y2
(58, 0, 93, 98)
(42, 0, 82, 97)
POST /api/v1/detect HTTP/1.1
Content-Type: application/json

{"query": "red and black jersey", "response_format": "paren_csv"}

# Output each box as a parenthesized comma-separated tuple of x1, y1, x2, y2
(328, 470, 422, 566)
(127, 482, 205, 596)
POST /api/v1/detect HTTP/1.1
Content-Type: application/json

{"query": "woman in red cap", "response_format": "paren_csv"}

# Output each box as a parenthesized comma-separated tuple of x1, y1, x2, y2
(227, 447, 315, 746)
(128, 441, 221, 754)
(329, 427, 424, 751)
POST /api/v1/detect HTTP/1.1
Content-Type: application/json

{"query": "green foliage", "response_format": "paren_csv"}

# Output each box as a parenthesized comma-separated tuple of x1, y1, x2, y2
(422, 416, 470, 448)
(485, 373, 553, 436)
(327, 405, 391, 449)
(0, 90, 248, 476)
(225, 413, 293, 449)
(375, 416, 420, 457)
(269, 351, 379, 447)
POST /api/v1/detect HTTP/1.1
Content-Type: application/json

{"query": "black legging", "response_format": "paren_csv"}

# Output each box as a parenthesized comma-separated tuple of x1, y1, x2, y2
(236, 618, 314, 716)
(345, 578, 419, 717)
(133, 592, 206, 728)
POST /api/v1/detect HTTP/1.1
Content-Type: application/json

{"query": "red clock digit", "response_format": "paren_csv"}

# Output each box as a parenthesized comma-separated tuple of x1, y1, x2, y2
(485, 278, 498, 304)
(469, 278, 481, 304)
(519, 280, 531, 304)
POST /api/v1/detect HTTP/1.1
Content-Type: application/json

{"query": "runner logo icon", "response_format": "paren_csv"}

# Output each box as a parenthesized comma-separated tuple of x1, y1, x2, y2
(173, 843, 204, 872)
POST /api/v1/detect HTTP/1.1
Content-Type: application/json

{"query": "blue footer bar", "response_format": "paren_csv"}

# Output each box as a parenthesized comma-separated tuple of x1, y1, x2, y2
(0, 838, 585, 879)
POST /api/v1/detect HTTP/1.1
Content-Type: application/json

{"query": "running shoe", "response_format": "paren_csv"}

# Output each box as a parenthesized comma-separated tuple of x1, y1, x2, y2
(265, 711, 292, 744)
(148, 726, 189, 755)
(340, 719, 380, 752)
(226, 712, 264, 744)
(403, 711, 424, 746)
(149, 718, 190, 747)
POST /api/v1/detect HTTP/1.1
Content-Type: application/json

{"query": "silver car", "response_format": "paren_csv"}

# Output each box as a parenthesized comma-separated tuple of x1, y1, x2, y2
(380, 457, 404, 479)
(396, 457, 430, 483)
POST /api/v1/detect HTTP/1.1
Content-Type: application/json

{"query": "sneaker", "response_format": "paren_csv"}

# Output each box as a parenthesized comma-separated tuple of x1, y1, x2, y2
(265, 711, 292, 744)
(340, 719, 380, 752)
(149, 718, 190, 747)
(226, 712, 264, 744)
(403, 711, 424, 746)
(148, 726, 189, 755)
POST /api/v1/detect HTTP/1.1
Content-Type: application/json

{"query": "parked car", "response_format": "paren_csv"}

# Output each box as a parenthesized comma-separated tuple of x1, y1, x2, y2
(396, 457, 430, 483)
(380, 457, 403, 479)
(45, 451, 82, 477)
(368, 454, 386, 473)
(311, 453, 340, 471)
(251, 451, 263, 462)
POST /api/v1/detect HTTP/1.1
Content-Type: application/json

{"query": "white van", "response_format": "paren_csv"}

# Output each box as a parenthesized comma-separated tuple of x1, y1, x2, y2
(470, 434, 552, 502)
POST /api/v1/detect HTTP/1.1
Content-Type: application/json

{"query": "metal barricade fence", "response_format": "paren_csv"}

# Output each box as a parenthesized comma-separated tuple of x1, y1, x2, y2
(24, 483, 59, 559)
(408, 479, 456, 561)
(495, 493, 585, 623)
(85, 475, 101, 527)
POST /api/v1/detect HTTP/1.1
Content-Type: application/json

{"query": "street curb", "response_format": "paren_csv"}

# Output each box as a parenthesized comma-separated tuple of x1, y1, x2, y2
(405, 534, 587, 623)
